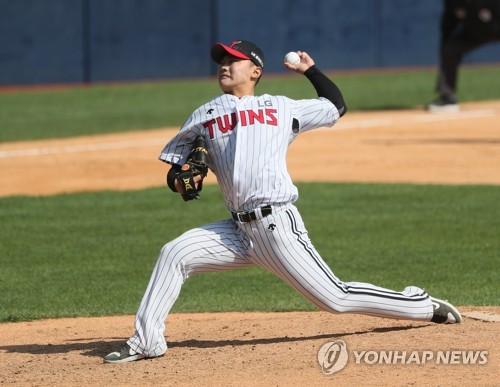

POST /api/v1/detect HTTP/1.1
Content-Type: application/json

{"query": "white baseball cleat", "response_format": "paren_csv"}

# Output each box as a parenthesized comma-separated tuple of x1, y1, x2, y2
(430, 297, 462, 324)
(103, 344, 165, 364)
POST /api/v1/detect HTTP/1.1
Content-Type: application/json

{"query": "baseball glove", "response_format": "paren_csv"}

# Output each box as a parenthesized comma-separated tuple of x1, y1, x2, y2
(175, 136, 209, 201)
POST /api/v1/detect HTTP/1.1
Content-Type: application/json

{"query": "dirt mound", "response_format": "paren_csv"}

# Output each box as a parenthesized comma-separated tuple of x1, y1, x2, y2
(0, 309, 498, 385)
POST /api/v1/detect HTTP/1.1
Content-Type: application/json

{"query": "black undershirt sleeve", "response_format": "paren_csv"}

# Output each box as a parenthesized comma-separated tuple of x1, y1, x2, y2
(304, 65, 347, 117)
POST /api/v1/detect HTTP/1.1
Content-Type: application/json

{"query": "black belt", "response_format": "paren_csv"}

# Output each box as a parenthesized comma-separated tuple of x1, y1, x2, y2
(231, 205, 272, 223)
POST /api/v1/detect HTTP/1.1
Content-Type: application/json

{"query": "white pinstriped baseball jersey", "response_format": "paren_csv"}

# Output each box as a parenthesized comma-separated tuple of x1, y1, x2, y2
(159, 93, 338, 212)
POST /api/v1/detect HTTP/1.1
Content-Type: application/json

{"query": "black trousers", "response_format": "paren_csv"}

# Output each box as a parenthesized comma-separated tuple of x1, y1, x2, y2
(436, 31, 500, 100)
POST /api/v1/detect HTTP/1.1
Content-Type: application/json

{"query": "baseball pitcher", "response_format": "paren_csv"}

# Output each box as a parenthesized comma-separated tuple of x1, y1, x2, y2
(104, 40, 461, 364)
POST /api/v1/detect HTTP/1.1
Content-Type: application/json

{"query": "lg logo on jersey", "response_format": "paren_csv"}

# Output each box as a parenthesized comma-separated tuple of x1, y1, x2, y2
(203, 108, 278, 139)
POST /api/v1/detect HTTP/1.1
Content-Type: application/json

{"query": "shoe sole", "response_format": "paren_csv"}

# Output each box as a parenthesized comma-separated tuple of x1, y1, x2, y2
(103, 353, 146, 364)
(427, 104, 460, 113)
(103, 350, 166, 364)
(430, 297, 462, 323)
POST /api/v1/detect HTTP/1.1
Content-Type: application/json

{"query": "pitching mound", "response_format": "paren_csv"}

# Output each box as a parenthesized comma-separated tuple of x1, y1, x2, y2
(0, 308, 499, 385)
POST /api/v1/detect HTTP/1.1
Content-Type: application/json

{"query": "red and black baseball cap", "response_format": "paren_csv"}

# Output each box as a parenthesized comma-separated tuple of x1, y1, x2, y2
(211, 40, 265, 68)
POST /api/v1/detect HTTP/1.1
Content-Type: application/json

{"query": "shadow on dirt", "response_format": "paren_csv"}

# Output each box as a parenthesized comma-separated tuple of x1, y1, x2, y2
(0, 324, 432, 358)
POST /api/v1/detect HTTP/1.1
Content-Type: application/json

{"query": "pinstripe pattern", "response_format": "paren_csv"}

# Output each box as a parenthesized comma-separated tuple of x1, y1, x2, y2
(239, 206, 432, 319)
(127, 205, 433, 356)
(127, 92, 433, 357)
(159, 94, 338, 212)
(127, 220, 253, 357)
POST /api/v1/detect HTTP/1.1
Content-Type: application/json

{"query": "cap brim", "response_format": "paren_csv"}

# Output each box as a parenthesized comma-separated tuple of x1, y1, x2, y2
(210, 43, 250, 64)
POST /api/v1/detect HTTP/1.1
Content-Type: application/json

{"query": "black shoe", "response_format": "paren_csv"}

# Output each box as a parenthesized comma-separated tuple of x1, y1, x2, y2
(430, 297, 462, 324)
(426, 97, 459, 112)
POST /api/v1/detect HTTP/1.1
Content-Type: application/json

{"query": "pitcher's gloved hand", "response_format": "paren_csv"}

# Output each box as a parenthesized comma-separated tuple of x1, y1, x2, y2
(171, 136, 209, 201)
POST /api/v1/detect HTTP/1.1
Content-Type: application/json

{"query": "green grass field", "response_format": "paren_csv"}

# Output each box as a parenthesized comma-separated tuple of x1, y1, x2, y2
(1, 65, 499, 142)
(1, 65, 499, 323)
(0, 184, 498, 322)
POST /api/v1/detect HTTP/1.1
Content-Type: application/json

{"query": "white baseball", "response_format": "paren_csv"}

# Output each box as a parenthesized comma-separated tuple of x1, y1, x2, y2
(284, 51, 300, 65)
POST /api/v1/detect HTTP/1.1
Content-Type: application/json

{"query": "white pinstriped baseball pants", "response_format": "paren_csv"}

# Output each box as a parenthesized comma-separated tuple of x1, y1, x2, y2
(127, 204, 433, 357)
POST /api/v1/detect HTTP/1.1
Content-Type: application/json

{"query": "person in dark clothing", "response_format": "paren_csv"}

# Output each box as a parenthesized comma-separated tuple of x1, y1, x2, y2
(427, 0, 500, 112)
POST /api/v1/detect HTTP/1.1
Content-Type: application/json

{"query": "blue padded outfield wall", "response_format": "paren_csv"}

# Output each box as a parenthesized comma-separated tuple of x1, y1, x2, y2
(1, 0, 499, 85)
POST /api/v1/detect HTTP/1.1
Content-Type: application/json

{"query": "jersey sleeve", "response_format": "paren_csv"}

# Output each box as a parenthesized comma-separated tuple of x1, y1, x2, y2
(158, 114, 200, 165)
(294, 97, 340, 134)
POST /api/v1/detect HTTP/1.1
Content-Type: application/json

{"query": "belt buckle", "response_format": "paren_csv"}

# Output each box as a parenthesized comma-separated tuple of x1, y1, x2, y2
(236, 211, 248, 223)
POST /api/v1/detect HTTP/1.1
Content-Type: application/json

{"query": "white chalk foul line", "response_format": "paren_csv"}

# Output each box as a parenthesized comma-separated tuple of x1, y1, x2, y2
(332, 119, 394, 130)
(321, 109, 497, 131)
(414, 109, 497, 122)
(0, 138, 163, 159)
